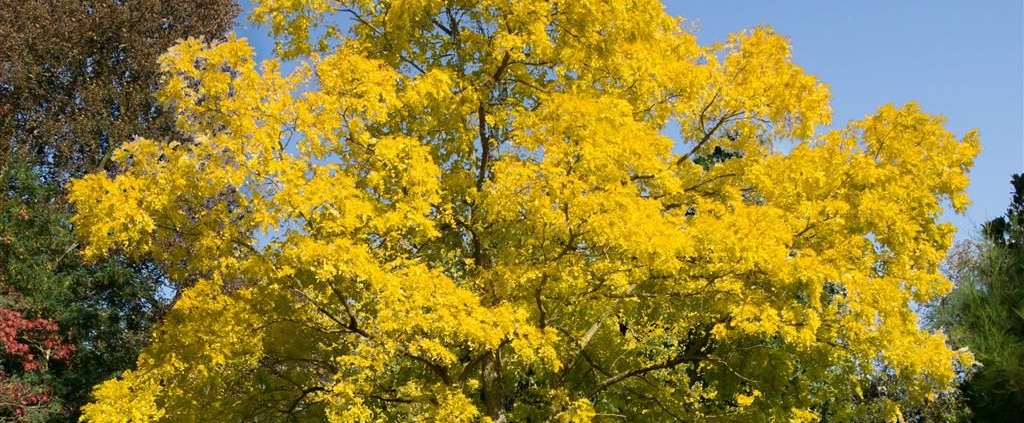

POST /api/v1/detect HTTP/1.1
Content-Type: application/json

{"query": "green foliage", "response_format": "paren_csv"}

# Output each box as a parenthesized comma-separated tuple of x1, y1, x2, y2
(0, 161, 168, 421)
(933, 174, 1024, 422)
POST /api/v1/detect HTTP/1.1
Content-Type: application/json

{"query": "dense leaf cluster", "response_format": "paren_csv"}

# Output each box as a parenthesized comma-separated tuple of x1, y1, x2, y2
(0, 0, 238, 182)
(70, 2, 980, 422)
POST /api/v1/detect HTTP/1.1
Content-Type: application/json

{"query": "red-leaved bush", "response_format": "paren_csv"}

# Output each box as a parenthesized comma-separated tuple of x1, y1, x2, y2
(0, 307, 74, 420)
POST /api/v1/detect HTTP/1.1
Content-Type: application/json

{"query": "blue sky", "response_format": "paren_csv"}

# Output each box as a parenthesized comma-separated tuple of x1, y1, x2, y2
(236, 1, 1023, 240)
(664, 0, 1023, 239)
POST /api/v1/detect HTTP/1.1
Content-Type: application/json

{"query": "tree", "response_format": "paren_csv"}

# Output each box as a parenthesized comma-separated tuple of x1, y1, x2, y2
(71, 1, 979, 422)
(933, 175, 1024, 422)
(0, 160, 169, 422)
(0, 0, 238, 420)
(0, 298, 75, 421)
(0, 0, 239, 182)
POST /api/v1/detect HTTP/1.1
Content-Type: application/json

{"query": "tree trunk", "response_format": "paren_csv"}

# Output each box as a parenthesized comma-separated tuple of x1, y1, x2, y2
(482, 349, 507, 422)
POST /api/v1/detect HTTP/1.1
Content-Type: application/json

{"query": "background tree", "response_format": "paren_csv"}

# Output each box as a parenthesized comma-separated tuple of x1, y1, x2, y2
(0, 161, 168, 422)
(0, 275, 75, 422)
(933, 174, 1024, 422)
(72, 1, 979, 422)
(0, 0, 238, 420)
(0, 0, 238, 182)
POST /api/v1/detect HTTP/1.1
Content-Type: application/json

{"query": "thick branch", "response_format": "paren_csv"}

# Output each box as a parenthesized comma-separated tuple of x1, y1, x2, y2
(481, 350, 507, 422)
(476, 102, 490, 190)
(404, 352, 454, 385)
(283, 386, 326, 417)
(587, 354, 697, 399)
(475, 52, 512, 191)
(587, 330, 712, 398)
(556, 311, 610, 384)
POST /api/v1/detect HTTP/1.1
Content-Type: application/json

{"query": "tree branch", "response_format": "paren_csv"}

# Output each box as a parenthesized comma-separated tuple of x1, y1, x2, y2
(587, 328, 713, 398)
(676, 111, 739, 166)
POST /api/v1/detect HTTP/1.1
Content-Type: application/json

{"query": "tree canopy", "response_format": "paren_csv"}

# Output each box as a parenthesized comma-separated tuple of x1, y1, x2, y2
(0, 0, 238, 182)
(71, 1, 979, 422)
(934, 174, 1024, 422)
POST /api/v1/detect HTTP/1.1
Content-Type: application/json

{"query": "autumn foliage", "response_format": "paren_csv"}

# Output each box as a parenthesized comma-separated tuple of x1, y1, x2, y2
(0, 0, 239, 181)
(0, 308, 74, 372)
(0, 306, 74, 420)
(70, 1, 978, 422)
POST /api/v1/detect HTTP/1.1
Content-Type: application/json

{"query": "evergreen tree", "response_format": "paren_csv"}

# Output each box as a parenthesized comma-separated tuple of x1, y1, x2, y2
(934, 174, 1024, 422)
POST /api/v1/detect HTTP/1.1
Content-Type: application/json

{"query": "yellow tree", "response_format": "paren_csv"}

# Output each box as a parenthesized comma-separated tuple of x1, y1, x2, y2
(70, 1, 979, 422)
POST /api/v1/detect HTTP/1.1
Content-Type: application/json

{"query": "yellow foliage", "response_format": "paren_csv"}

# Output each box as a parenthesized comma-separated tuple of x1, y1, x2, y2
(72, 1, 978, 422)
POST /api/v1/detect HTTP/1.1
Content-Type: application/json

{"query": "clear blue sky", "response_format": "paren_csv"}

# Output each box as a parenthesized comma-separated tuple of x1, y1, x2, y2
(236, 1, 1023, 240)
